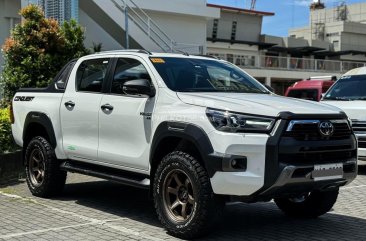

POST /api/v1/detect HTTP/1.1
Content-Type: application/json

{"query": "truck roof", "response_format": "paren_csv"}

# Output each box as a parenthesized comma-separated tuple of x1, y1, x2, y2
(290, 80, 334, 89)
(343, 66, 366, 76)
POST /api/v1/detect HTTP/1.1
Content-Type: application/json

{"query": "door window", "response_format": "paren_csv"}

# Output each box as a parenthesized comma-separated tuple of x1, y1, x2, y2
(111, 58, 151, 95)
(76, 58, 110, 93)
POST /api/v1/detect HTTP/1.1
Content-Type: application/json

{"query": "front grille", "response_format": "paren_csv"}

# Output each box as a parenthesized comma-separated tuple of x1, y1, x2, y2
(352, 121, 366, 133)
(279, 119, 356, 166)
(279, 150, 356, 165)
(283, 120, 352, 141)
(359, 137, 366, 148)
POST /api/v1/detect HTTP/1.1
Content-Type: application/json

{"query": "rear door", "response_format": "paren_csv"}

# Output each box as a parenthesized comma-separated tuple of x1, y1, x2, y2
(97, 56, 156, 170)
(61, 57, 112, 161)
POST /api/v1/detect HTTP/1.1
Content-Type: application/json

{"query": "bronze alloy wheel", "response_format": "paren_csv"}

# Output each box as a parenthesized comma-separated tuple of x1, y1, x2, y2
(28, 147, 46, 187)
(163, 169, 196, 222)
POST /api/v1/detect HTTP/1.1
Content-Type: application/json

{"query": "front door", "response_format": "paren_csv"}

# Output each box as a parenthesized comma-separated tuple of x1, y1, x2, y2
(98, 57, 155, 170)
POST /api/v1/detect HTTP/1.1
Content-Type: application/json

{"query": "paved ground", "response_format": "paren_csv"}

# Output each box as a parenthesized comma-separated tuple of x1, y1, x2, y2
(0, 166, 366, 241)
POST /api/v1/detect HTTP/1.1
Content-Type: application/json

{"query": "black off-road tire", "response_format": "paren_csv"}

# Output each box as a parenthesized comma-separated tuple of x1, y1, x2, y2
(25, 136, 67, 198)
(153, 151, 224, 239)
(274, 189, 339, 218)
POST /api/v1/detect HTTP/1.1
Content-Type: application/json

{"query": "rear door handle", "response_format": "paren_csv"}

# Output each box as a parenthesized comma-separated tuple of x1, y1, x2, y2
(64, 101, 75, 108)
(101, 104, 114, 111)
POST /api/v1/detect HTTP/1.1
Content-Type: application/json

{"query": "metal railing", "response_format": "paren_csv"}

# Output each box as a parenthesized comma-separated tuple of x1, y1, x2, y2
(112, 0, 203, 53)
(208, 53, 366, 73)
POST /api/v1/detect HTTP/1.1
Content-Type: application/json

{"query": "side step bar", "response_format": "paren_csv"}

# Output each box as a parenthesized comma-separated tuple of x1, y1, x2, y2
(60, 161, 150, 189)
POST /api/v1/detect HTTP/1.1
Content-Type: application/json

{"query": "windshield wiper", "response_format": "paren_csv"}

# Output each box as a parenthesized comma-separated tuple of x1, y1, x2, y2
(323, 96, 353, 101)
(178, 88, 220, 92)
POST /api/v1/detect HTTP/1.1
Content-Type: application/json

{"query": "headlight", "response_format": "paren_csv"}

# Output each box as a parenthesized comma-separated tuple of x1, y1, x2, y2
(206, 108, 276, 133)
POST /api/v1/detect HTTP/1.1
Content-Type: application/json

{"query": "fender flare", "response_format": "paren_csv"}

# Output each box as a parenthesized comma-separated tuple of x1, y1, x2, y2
(23, 112, 57, 148)
(150, 121, 223, 177)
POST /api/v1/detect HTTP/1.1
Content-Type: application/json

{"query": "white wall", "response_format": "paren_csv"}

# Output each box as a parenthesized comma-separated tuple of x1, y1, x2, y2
(0, 0, 21, 70)
(207, 11, 262, 42)
(79, 9, 122, 51)
(147, 11, 208, 52)
(133, 0, 219, 19)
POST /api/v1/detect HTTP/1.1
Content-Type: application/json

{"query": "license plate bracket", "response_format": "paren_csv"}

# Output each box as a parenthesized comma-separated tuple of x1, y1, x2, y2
(312, 163, 343, 181)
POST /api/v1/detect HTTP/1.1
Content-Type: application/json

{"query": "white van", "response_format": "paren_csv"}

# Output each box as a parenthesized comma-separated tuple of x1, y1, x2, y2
(322, 67, 366, 162)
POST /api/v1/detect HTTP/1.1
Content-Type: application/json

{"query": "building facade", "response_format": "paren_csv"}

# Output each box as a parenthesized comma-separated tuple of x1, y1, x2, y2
(28, 0, 78, 23)
(207, 2, 366, 94)
(0, 0, 21, 70)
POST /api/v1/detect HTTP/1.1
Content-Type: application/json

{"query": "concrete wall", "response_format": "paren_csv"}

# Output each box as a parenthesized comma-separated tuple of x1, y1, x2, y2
(147, 11, 208, 53)
(79, 9, 122, 51)
(207, 11, 262, 42)
(79, 0, 218, 54)
(133, 0, 219, 19)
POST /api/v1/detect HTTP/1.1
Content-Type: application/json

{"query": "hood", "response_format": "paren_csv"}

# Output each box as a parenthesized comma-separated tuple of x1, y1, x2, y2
(177, 93, 342, 117)
(321, 100, 366, 121)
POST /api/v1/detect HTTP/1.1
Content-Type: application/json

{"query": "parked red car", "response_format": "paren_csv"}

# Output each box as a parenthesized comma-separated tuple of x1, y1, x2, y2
(285, 76, 336, 101)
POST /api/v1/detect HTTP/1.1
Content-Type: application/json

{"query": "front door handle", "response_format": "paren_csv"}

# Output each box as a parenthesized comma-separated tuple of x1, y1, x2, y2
(101, 104, 114, 112)
(64, 101, 75, 108)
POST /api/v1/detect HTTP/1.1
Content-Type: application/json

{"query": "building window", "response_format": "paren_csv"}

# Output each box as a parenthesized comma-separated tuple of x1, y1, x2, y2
(212, 19, 219, 39)
(231, 21, 237, 41)
(333, 40, 340, 49)
(326, 32, 340, 37)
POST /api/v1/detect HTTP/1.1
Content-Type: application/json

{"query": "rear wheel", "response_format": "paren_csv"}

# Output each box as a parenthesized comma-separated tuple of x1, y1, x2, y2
(153, 151, 224, 239)
(25, 136, 67, 197)
(274, 189, 339, 218)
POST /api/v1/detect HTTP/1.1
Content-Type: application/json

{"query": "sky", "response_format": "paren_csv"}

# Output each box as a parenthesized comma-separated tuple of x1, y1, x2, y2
(207, 0, 366, 36)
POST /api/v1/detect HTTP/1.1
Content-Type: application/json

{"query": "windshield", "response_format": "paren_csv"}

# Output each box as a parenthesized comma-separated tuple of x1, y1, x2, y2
(150, 57, 269, 93)
(324, 75, 366, 101)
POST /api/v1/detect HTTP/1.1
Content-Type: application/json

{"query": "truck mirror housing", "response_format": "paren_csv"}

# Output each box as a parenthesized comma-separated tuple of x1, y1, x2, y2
(265, 84, 274, 93)
(123, 79, 155, 97)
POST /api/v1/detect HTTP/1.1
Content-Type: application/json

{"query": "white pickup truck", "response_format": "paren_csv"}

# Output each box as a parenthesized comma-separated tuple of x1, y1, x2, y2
(11, 50, 358, 239)
(322, 67, 366, 162)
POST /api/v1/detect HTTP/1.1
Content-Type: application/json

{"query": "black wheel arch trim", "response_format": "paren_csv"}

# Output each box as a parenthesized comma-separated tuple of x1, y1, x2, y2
(150, 121, 223, 178)
(23, 112, 57, 149)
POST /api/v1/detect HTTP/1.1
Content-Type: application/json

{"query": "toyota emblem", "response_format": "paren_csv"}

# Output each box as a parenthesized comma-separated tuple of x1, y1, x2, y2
(319, 121, 334, 137)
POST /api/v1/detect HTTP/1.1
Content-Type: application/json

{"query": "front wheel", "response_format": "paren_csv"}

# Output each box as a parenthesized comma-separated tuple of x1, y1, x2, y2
(274, 189, 339, 218)
(25, 136, 67, 198)
(153, 151, 224, 239)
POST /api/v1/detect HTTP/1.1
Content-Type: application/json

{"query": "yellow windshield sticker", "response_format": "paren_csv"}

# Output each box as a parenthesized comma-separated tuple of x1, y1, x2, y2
(150, 58, 165, 64)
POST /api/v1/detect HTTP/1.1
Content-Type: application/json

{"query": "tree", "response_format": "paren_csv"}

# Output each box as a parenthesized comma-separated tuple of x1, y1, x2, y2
(1, 4, 90, 102)
(92, 42, 103, 53)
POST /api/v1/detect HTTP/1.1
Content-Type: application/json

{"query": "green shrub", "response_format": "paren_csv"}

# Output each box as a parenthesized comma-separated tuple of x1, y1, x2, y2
(1, 4, 90, 102)
(0, 108, 18, 154)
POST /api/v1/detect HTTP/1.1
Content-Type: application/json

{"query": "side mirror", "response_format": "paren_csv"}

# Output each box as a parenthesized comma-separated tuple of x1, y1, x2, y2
(55, 81, 66, 90)
(123, 79, 155, 97)
(264, 84, 274, 93)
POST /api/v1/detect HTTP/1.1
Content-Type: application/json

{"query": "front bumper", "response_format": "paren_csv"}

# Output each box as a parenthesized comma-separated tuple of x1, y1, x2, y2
(355, 134, 366, 160)
(209, 114, 358, 198)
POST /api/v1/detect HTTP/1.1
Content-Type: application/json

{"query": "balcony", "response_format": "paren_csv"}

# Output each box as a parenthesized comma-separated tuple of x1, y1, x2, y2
(208, 53, 366, 74)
